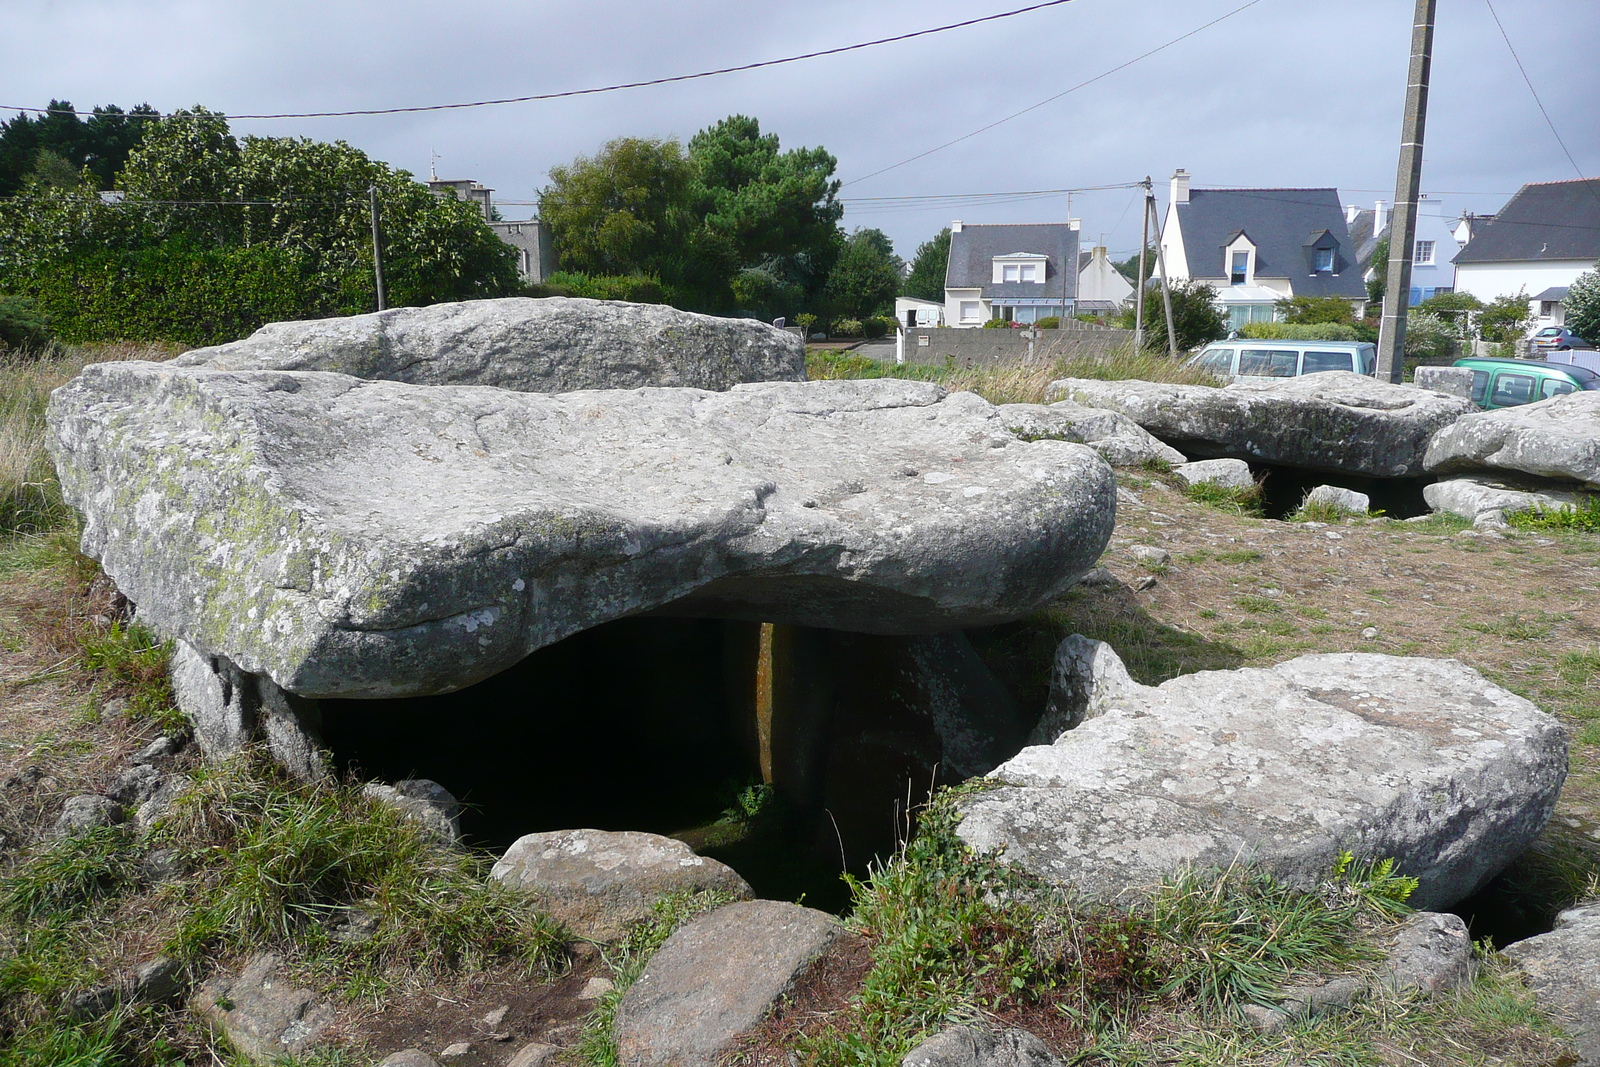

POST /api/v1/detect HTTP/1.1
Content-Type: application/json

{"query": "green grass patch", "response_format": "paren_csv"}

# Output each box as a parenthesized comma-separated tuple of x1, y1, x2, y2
(1508, 499, 1600, 532)
(1291, 498, 1368, 523)
(1183, 481, 1263, 517)
(1214, 549, 1262, 564)
(1233, 595, 1282, 615)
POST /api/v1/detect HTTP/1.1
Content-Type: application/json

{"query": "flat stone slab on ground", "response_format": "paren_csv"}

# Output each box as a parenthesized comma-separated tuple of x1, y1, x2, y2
(491, 829, 752, 942)
(996, 401, 1186, 468)
(1424, 391, 1600, 488)
(1049, 372, 1472, 478)
(190, 953, 335, 1064)
(1504, 903, 1600, 1066)
(613, 899, 845, 1066)
(1173, 458, 1254, 490)
(956, 643, 1566, 911)
(902, 1025, 1064, 1067)
(50, 371, 1115, 699)
(1423, 474, 1598, 520)
(173, 297, 805, 393)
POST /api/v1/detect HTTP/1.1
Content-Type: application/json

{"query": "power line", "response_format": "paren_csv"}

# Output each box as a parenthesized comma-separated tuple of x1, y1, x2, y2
(1483, 0, 1590, 184)
(842, 0, 1267, 188)
(0, 0, 1082, 122)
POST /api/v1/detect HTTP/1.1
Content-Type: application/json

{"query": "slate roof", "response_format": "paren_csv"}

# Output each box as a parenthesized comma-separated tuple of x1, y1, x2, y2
(945, 223, 1080, 301)
(1174, 188, 1366, 299)
(1346, 208, 1386, 274)
(1453, 179, 1600, 264)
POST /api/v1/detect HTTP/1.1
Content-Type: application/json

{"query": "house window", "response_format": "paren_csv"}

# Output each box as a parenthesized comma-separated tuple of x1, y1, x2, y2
(1003, 264, 1020, 282)
(1019, 264, 1038, 282)
(1315, 247, 1334, 272)
(1230, 251, 1248, 284)
(1540, 301, 1558, 318)
(1414, 240, 1435, 265)
(959, 300, 981, 323)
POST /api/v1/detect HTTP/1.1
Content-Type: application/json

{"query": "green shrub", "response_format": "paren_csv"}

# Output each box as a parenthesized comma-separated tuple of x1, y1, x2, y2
(1183, 479, 1263, 516)
(1507, 499, 1600, 532)
(1033, 316, 1061, 329)
(541, 271, 666, 305)
(861, 316, 889, 339)
(0, 294, 52, 352)
(831, 318, 863, 338)
(981, 317, 1013, 329)
(1238, 321, 1362, 341)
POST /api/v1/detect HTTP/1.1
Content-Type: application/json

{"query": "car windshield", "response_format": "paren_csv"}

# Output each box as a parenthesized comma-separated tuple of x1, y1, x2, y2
(1536, 328, 1561, 337)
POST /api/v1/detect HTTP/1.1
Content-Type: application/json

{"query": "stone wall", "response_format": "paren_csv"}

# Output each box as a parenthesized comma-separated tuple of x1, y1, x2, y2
(903, 324, 1135, 367)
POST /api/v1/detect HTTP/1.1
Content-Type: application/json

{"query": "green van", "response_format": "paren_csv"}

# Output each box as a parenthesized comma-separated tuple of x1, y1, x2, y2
(1451, 357, 1600, 409)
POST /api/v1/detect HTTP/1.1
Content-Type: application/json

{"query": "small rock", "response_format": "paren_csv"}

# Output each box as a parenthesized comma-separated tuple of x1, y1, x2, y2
(106, 763, 163, 805)
(506, 1044, 560, 1067)
(1473, 509, 1510, 529)
(1362, 627, 1379, 640)
(1116, 487, 1144, 507)
(363, 778, 463, 845)
(1383, 911, 1474, 994)
(1240, 1003, 1289, 1033)
(327, 907, 379, 945)
(140, 847, 188, 883)
(53, 795, 124, 835)
(191, 953, 335, 1064)
(1304, 484, 1370, 515)
(1504, 902, 1600, 1065)
(578, 976, 615, 1000)
(1129, 545, 1171, 566)
(101, 697, 128, 717)
(67, 984, 121, 1020)
(1075, 566, 1122, 589)
(378, 1052, 443, 1067)
(132, 957, 185, 1003)
(1133, 575, 1158, 591)
(1324, 530, 1343, 540)
(1173, 458, 1254, 491)
(439, 1042, 472, 1059)
(1280, 975, 1363, 1017)
(134, 775, 189, 829)
(133, 735, 181, 763)
(901, 1025, 1064, 1066)
(2, 765, 43, 791)
(480, 1004, 510, 1028)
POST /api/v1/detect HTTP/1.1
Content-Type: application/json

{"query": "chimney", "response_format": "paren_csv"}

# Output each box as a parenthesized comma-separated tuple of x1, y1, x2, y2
(1345, 204, 1361, 225)
(1374, 200, 1390, 233)
(1068, 218, 1081, 231)
(950, 219, 963, 233)
(1170, 168, 1190, 205)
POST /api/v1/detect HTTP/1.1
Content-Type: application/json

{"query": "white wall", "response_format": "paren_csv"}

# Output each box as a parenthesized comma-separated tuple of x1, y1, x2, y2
(1078, 250, 1134, 306)
(1160, 200, 1189, 281)
(944, 288, 986, 328)
(1454, 260, 1596, 302)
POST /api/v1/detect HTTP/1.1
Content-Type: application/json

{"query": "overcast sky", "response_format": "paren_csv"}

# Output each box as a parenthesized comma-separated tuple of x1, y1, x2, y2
(4, 0, 1597, 262)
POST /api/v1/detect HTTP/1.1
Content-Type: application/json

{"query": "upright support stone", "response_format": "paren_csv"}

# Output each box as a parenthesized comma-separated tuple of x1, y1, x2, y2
(170, 641, 329, 781)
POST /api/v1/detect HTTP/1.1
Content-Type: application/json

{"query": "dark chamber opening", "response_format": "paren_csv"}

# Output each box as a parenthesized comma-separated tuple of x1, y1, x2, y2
(1252, 464, 1433, 521)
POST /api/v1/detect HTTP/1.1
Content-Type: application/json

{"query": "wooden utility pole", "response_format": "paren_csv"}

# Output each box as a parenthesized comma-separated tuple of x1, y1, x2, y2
(1134, 177, 1151, 350)
(1151, 188, 1179, 360)
(1376, 0, 1438, 382)
(369, 185, 388, 312)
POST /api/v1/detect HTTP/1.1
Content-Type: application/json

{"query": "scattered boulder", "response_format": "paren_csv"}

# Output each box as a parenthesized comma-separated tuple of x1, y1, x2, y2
(134, 775, 189, 829)
(131, 957, 185, 1004)
(67, 984, 121, 1021)
(172, 297, 806, 393)
(439, 1043, 472, 1059)
(53, 795, 124, 835)
(1302, 484, 1370, 515)
(1412, 365, 1475, 400)
(902, 1025, 1064, 1067)
(1382, 911, 1475, 995)
(51, 370, 1115, 700)
(1050, 373, 1473, 477)
(190, 953, 335, 1064)
(1241, 976, 1365, 1033)
(506, 1043, 560, 1067)
(996, 400, 1186, 467)
(362, 778, 462, 844)
(133, 735, 181, 763)
(491, 829, 753, 942)
(1504, 903, 1600, 1066)
(1173, 458, 1254, 491)
(140, 847, 188, 883)
(1424, 391, 1600, 488)
(613, 900, 846, 1067)
(377, 1052, 443, 1067)
(1129, 545, 1170, 566)
(956, 642, 1566, 910)
(106, 763, 163, 806)
(1423, 474, 1597, 521)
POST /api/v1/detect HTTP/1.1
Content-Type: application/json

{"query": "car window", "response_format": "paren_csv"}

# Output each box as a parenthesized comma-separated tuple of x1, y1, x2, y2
(1490, 373, 1536, 406)
(1470, 370, 1489, 404)
(1238, 348, 1297, 377)
(1358, 345, 1376, 374)
(1195, 347, 1235, 374)
(1536, 328, 1561, 337)
(1541, 378, 1577, 399)
(1302, 350, 1354, 373)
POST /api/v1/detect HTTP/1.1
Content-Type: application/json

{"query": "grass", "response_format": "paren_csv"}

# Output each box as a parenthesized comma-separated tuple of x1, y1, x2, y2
(1508, 500, 1600, 533)
(805, 342, 1217, 407)
(1183, 480, 1264, 517)
(1292, 498, 1369, 523)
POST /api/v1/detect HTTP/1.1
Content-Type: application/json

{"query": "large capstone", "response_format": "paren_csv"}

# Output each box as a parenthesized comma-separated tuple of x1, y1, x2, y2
(1048, 372, 1473, 478)
(956, 641, 1565, 910)
(48, 368, 1115, 699)
(172, 297, 805, 392)
(1424, 391, 1600, 488)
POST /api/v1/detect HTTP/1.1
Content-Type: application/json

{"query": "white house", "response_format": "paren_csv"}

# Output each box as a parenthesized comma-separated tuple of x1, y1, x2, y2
(1344, 195, 1461, 305)
(428, 176, 553, 284)
(894, 296, 944, 328)
(1076, 245, 1134, 313)
(942, 220, 1080, 327)
(1160, 170, 1366, 331)
(1452, 177, 1600, 330)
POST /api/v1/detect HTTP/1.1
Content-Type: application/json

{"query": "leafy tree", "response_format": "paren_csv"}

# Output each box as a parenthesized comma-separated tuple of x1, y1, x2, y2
(539, 137, 698, 283)
(903, 228, 950, 302)
(1366, 237, 1388, 303)
(822, 228, 902, 321)
(1275, 294, 1358, 325)
(1114, 245, 1160, 284)
(0, 100, 159, 196)
(1415, 291, 1482, 337)
(1141, 279, 1227, 353)
(1478, 290, 1533, 343)
(1564, 269, 1600, 344)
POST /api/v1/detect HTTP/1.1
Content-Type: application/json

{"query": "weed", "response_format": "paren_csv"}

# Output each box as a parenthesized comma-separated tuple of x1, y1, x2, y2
(1508, 499, 1600, 532)
(1292, 499, 1367, 523)
(1465, 613, 1562, 641)
(1184, 481, 1263, 517)
(1214, 549, 1262, 564)
(0, 826, 137, 925)
(1233, 595, 1282, 615)
(77, 621, 182, 731)
(1197, 608, 1218, 619)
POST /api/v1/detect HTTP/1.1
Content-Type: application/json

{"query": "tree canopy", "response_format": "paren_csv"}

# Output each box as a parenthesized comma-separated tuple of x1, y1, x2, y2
(0, 100, 159, 196)
(902, 228, 950, 303)
(539, 115, 843, 316)
(823, 228, 902, 321)
(1140, 280, 1227, 353)
(1563, 269, 1600, 344)
(0, 107, 518, 346)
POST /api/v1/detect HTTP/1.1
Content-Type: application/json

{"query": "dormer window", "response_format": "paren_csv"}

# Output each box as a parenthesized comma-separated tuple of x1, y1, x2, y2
(1231, 252, 1248, 284)
(1315, 247, 1334, 272)
(992, 254, 1047, 284)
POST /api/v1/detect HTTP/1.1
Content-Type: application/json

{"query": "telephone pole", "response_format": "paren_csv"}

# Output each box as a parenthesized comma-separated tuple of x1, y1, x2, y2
(1150, 186, 1179, 360)
(1376, 0, 1438, 382)
(1134, 177, 1151, 351)
(369, 185, 388, 313)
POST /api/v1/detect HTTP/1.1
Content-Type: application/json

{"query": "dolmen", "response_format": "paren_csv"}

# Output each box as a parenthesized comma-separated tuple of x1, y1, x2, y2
(1423, 391, 1600, 522)
(1049, 372, 1474, 478)
(957, 637, 1566, 910)
(47, 298, 1118, 771)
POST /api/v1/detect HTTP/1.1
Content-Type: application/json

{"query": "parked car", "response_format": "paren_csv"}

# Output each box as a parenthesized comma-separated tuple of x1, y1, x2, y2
(1529, 326, 1595, 353)
(1451, 356, 1600, 409)
(1187, 340, 1376, 380)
